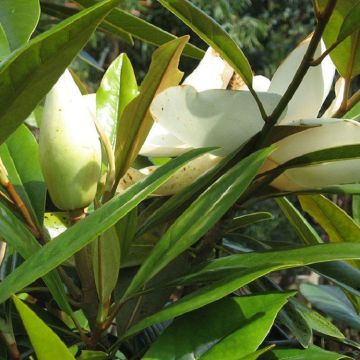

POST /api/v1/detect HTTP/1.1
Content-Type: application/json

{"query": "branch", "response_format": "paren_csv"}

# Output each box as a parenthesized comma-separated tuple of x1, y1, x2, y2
(256, 0, 338, 147)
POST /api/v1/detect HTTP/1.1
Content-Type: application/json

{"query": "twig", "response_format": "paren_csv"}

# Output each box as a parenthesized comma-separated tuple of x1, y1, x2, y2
(4, 182, 41, 239)
(70, 210, 99, 333)
(257, 0, 338, 147)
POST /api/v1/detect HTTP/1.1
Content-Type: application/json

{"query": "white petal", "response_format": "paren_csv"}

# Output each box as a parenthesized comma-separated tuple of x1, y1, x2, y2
(269, 36, 335, 124)
(118, 154, 221, 195)
(182, 47, 234, 91)
(267, 119, 360, 190)
(151, 85, 283, 156)
(139, 122, 192, 157)
(83, 93, 96, 116)
(238, 75, 271, 92)
(322, 77, 346, 118)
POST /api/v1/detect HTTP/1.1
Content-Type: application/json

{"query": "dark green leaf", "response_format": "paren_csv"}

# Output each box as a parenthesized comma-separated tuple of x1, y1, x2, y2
(0, 0, 119, 144)
(76, 0, 203, 59)
(0, 148, 211, 304)
(93, 227, 120, 304)
(0, 124, 45, 225)
(322, 0, 360, 77)
(124, 148, 273, 299)
(0, 23, 10, 58)
(0, 0, 40, 51)
(226, 212, 273, 233)
(337, 2, 360, 43)
(261, 345, 351, 360)
(173, 243, 360, 285)
(158, 0, 253, 84)
(300, 284, 360, 330)
(0, 202, 71, 314)
(124, 266, 285, 339)
(144, 292, 293, 360)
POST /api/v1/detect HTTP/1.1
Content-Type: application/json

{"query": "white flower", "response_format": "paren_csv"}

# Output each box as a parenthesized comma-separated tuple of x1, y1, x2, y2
(121, 37, 360, 194)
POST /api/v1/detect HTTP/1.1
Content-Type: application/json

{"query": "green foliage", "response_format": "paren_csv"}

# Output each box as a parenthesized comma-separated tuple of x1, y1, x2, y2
(0, 1, 359, 359)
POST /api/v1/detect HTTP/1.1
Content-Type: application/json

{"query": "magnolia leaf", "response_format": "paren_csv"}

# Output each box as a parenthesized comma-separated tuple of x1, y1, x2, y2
(158, 0, 253, 85)
(321, 0, 360, 77)
(123, 148, 273, 299)
(0, 0, 119, 144)
(0, 148, 211, 304)
(262, 345, 352, 360)
(13, 296, 75, 360)
(97, 53, 138, 148)
(0, 0, 40, 51)
(144, 292, 293, 360)
(114, 36, 188, 186)
(76, 0, 203, 58)
(299, 194, 360, 268)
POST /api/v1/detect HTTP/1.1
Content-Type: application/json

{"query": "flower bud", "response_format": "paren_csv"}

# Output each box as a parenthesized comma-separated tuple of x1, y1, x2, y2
(39, 70, 102, 211)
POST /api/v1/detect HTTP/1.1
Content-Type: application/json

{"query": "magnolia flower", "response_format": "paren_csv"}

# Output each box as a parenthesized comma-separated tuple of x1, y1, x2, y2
(40, 70, 102, 210)
(121, 38, 360, 194)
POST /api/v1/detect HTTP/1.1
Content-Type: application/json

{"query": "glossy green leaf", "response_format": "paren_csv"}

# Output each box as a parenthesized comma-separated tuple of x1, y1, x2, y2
(96, 53, 138, 148)
(0, 23, 10, 58)
(239, 346, 274, 360)
(76, 0, 203, 58)
(124, 148, 273, 299)
(124, 265, 285, 339)
(345, 100, 360, 120)
(117, 207, 137, 261)
(276, 197, 322, 245)
(0, 124, 45, 225)
(114, 36, 188, 185)
(226, 212, 273, 233)
(93, 227, 120, 304)
(300, 284, 360, 330)
(299, 194, 360, 268)
(353, 194, 360, 223)
(0, 148, 211, 304)
(173, 243, 360, 285)
(158, 0, 253, 85)
(200, 293, 293, 360)
(13, 296, 75, 360)
(40, 1, 133, 45)
(293, 300, 344, 339)
(0, 0, 40, 50)
(144, 292, 293, 360)
(299, 195, 360, 243)
(277, 303, 312, 348)
(337, 2, 360, 42)
(138, 149, 237, 236)
(0, 197, 71, 314)
(261, 345, 352, 360)
(0, 0, 119, 144)
(321, 0, 360, 77)
(277, 197, 360, 295)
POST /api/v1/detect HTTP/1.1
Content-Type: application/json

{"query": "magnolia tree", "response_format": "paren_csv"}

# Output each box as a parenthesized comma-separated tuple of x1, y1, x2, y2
(0, 0, 359, 359)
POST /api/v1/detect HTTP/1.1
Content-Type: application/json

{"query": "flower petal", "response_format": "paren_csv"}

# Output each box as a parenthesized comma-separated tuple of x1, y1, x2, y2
(151, 85, 283, 156)
(139, 122, 192, 157)
(322, 77, 345, 118)
(267, 119, 360, 190)
(269, 37, 335, 124)
(182, 47, 234, 91)
(118, 154, 221, 195)
(238, 75, 271, 92)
